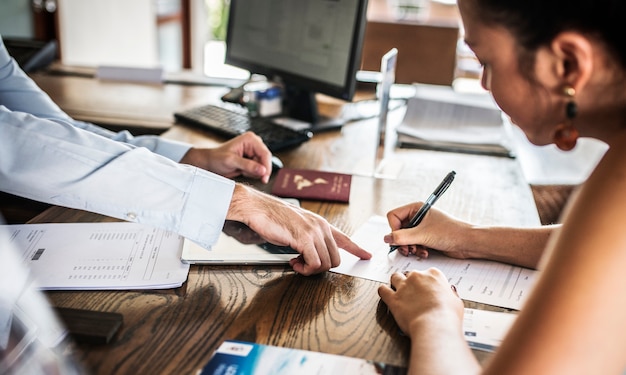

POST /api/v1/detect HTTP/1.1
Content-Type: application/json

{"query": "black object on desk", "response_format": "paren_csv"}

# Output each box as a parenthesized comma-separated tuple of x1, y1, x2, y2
(174, 103, 312, 152)
(4, 37, 57, 73)
(56, 307, 123, 345)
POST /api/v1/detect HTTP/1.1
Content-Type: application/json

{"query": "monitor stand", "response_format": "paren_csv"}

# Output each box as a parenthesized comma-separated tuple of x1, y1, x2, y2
(278, 85, 346, 133)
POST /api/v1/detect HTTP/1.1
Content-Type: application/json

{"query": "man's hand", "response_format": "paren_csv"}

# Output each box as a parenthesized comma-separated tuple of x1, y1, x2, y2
(180, 131, 273, 183)
(227, 184, 372, 276)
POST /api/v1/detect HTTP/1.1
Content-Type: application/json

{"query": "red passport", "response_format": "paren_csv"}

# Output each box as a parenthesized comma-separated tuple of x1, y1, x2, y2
(271, 168, 352, 203)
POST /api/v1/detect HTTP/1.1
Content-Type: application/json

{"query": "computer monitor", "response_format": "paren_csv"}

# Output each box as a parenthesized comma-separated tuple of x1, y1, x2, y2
(224, 0, 369, 131)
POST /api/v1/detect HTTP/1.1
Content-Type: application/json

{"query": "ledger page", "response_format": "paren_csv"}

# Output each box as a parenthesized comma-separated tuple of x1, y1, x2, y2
(332, 216, 536, 310)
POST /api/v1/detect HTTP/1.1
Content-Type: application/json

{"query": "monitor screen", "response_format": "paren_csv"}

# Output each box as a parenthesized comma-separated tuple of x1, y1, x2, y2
(225, 0, 369, 128)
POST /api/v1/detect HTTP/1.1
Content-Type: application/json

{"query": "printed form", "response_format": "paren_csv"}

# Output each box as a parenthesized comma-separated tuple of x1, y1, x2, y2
(332, 216, 537, 310)
(4, 222, 190, 290)
(463, 308, 517, 352)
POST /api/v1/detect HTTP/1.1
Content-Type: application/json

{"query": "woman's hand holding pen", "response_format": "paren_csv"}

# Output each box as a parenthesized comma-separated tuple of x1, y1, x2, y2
(387, 171, 455, 255)
(385, 202, 474, 260)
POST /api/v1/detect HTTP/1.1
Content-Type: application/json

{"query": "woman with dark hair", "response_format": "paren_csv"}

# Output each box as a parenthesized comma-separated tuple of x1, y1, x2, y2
(379, 0, 626, 373)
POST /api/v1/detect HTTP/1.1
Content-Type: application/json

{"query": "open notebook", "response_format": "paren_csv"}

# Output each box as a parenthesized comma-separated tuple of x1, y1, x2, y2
(181, 220, 298, 265)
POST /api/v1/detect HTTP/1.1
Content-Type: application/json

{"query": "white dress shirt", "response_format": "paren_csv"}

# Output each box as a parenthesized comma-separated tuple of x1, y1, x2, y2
(0, 35, 234, 249)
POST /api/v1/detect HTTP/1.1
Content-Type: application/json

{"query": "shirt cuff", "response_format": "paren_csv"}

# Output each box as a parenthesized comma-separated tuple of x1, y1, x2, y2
(153, 138, 192, 162)
(177, 168, 235, 249)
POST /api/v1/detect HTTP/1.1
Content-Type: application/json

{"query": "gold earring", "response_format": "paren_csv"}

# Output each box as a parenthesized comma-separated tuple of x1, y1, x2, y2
(554, 86, 579, 151)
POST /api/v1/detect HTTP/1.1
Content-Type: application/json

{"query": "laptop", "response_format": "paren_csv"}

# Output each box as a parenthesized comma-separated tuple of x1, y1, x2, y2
(181, 217, 299, 265)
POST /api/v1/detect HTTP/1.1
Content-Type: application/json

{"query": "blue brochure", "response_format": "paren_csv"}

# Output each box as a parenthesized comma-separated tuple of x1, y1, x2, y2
(200, 340, 407, 375)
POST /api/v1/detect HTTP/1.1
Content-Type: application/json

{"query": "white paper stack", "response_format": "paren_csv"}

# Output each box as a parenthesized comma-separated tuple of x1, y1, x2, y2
(3, 222, 190, 290)
(396, 84, 515, 158)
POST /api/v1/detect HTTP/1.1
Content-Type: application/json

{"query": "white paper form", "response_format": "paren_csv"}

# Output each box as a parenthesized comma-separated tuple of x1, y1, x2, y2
(463, 308, 517, 352)
(332, 216, 537, 310)
(4, 222, 190, 290)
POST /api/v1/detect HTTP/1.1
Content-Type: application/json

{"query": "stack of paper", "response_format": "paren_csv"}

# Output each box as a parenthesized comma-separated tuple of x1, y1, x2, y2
(396, 84, 515, 158)
(3, 222, 190, 290)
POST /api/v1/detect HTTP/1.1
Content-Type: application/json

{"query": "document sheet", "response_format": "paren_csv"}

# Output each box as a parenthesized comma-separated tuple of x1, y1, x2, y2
(395, 84, 515, 157)
(332, 216, 536, 310)
(463, 308, 517, 352)
(4, 222, 190, 290)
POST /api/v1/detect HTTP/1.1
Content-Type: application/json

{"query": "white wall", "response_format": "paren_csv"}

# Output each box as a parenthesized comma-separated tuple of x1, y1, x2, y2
(57, 0, 160, 68)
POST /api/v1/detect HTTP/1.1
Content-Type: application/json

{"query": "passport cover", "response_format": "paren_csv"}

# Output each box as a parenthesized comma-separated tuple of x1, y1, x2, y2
(271, 168, 352, 202)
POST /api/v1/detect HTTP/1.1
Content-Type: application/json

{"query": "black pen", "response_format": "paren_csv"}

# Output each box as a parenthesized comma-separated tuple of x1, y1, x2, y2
(388, 170, 456, 254)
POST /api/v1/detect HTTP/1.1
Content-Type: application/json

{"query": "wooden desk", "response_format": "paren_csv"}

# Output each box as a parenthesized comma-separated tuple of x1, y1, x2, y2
(27, 75, 540, 374)
(30, 71, 230, 135)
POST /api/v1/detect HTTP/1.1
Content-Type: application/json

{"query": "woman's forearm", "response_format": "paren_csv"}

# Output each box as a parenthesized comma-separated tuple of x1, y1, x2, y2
(406, 310, 481, 375)
(463, 225, 559, 269)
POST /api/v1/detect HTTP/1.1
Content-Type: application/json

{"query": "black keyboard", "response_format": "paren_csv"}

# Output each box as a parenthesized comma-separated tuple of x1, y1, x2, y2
(174, 104, 312, 152)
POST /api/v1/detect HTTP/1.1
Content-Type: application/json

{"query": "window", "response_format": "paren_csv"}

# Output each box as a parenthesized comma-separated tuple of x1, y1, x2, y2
(202, 0, 248, 79)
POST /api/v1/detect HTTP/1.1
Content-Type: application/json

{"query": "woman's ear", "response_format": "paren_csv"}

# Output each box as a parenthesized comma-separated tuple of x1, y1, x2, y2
(550, 32, 594, 91)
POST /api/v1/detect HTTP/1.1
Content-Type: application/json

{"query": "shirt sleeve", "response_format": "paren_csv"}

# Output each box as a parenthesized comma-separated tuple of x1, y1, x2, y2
(0, 35, 191, 163)
(0, 107, 234, 249)
(0, 35, 235, 248)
